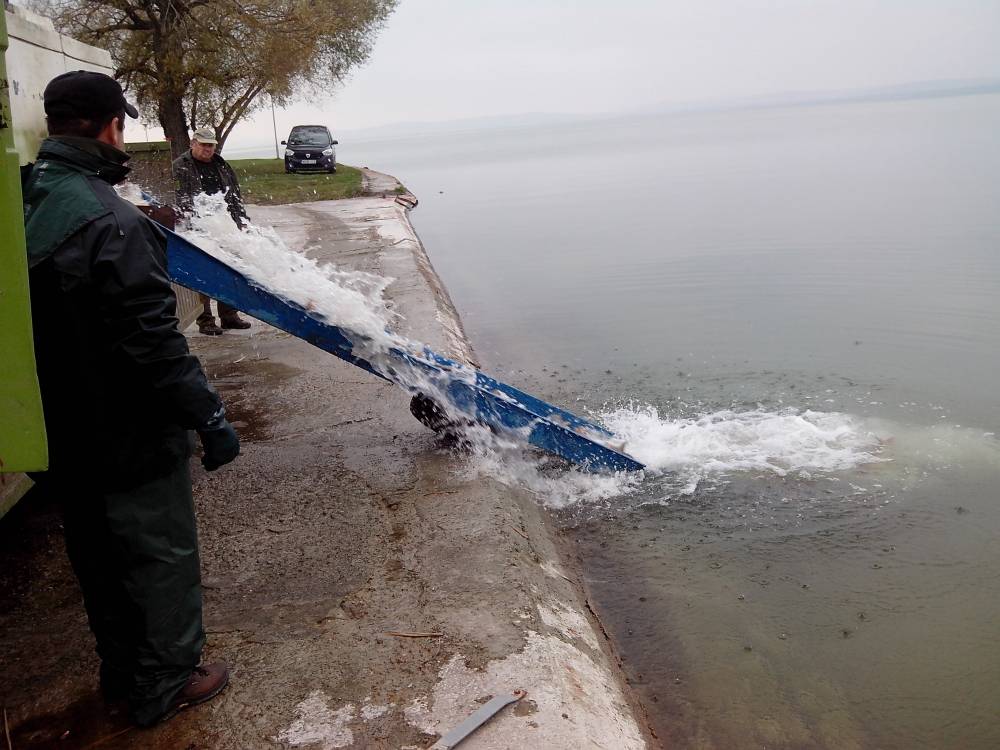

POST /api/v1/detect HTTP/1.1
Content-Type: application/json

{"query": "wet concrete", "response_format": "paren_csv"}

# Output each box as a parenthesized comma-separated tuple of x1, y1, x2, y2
(0, 185, 650, 748)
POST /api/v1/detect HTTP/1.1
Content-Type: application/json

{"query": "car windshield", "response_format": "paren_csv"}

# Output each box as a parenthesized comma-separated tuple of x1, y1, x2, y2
(288, 127, 330, 146)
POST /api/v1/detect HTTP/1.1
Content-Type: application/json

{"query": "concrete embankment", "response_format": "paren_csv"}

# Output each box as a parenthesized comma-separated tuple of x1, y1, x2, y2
(0, 170, 652, 749)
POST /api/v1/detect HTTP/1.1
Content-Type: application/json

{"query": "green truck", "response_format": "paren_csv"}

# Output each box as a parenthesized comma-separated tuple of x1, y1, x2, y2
(1, 9, 47, 515)
(2, 5, 120, 515)
(1, 8, 204, 517)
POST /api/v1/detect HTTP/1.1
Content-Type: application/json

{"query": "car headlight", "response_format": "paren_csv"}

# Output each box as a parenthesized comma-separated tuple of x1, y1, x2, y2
(322, 147, 333, 156)
(284, 149, 294, 157)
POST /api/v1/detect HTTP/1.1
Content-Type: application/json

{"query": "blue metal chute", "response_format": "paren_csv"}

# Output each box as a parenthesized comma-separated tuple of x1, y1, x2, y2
(165, 228, 644, 473)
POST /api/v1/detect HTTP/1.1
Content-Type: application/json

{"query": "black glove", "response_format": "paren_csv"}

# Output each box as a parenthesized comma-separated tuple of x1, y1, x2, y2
(198, 409, 240, 471)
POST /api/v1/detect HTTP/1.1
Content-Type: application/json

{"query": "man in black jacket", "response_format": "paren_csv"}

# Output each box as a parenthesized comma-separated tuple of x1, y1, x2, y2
(23, 71, 238, 727)
(172, 127, 252, 335)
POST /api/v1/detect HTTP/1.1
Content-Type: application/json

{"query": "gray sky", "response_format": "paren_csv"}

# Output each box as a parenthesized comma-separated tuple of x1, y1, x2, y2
(210, 0, 1000, 156)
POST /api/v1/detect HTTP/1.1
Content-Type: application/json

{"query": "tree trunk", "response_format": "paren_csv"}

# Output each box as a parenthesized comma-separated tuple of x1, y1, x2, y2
(158, 90, 190, 160)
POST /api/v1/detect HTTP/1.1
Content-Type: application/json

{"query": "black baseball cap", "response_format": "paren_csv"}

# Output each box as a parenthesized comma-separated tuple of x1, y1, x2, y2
(44, 71, 139, 121)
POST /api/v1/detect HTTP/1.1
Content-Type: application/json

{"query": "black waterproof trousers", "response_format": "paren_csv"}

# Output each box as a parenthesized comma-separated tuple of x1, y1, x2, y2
(59, 460, 204, 726)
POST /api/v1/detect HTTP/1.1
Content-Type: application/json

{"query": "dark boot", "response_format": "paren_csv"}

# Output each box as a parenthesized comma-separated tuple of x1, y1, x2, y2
(149, 662, 230, 726)
(197, 295, 224, 335)
(220, 315, 250, 330)
(218, 302, 251, 330)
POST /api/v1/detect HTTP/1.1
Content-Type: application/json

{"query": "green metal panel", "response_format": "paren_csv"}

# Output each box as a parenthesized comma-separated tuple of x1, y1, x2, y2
(0, 9, 47, 475)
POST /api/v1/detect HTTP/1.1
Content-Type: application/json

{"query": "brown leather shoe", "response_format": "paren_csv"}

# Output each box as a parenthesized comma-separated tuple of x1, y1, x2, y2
(159, 662, 229, 723)
(199, 321, 224, 335)
(220, 315, 251, 330)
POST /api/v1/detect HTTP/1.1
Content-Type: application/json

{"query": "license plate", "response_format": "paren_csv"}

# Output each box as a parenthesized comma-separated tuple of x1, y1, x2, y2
(300, 159, 317, 164)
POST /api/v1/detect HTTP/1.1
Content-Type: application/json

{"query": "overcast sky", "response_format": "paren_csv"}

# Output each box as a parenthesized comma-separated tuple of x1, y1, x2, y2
(210, 0, 1000, 156)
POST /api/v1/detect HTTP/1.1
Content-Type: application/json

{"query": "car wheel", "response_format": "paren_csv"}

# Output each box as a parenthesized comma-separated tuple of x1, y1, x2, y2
(285, 168, 295, 174)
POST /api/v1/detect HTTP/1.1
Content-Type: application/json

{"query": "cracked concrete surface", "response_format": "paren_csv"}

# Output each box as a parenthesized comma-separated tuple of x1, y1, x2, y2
(0, 185, 650, 749)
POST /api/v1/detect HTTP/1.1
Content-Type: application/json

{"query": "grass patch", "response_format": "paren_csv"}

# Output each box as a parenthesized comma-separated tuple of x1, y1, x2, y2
(229, 158, 363, 205)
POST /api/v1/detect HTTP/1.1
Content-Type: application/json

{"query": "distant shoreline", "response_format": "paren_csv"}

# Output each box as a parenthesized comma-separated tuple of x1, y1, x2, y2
(222, 79, 1000, 160)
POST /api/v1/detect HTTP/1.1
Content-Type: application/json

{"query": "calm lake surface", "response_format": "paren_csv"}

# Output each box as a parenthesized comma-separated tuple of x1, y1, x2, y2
(345, 95, 1000, 749)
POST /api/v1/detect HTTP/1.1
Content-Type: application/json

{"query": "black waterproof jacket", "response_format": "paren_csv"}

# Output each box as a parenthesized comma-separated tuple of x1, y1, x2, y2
(23, 137, 223, 488)
(171, 150, 247, 225)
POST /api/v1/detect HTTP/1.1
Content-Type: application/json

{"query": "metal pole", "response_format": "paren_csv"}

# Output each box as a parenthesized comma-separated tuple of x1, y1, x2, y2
(271, 96, 279, 159)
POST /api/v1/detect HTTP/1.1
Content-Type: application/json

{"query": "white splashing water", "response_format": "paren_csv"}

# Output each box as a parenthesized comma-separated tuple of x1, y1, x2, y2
(451, 423, 645, 509)
(601, 403, 887, 476)
(172, 193, 895, 508)
(459, 405, 890, 508)
(115, 181, 147, 204)
(179, 192, 399, 346)
(176, 194, 494, 428)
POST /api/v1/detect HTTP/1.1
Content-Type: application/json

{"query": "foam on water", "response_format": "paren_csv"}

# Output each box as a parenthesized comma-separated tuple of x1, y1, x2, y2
(602, 403, 887, 476)
(451, 424, 644, 509)
(455, 403, 894, 508)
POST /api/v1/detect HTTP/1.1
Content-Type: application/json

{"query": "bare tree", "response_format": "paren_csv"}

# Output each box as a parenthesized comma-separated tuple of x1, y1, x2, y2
(184, 1, 395, 148)
(35, 0, 397, 157)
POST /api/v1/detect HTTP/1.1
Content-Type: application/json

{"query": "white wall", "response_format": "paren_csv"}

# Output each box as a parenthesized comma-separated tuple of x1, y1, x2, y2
(5, 4, 113, 162)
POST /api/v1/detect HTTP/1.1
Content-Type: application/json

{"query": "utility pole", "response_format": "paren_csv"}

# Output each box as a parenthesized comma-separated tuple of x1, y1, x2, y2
(271, 96, 279, 159)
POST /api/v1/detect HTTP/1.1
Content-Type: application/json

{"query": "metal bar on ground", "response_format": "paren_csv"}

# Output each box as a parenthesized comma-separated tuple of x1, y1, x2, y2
(430, 690, 526, 749)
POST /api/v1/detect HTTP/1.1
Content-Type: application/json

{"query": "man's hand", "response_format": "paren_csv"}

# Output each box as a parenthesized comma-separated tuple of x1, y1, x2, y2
(198, 409, 240, 471)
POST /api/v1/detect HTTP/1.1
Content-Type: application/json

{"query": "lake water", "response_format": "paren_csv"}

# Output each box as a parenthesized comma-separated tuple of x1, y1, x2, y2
(344, 95, 1000, 749)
